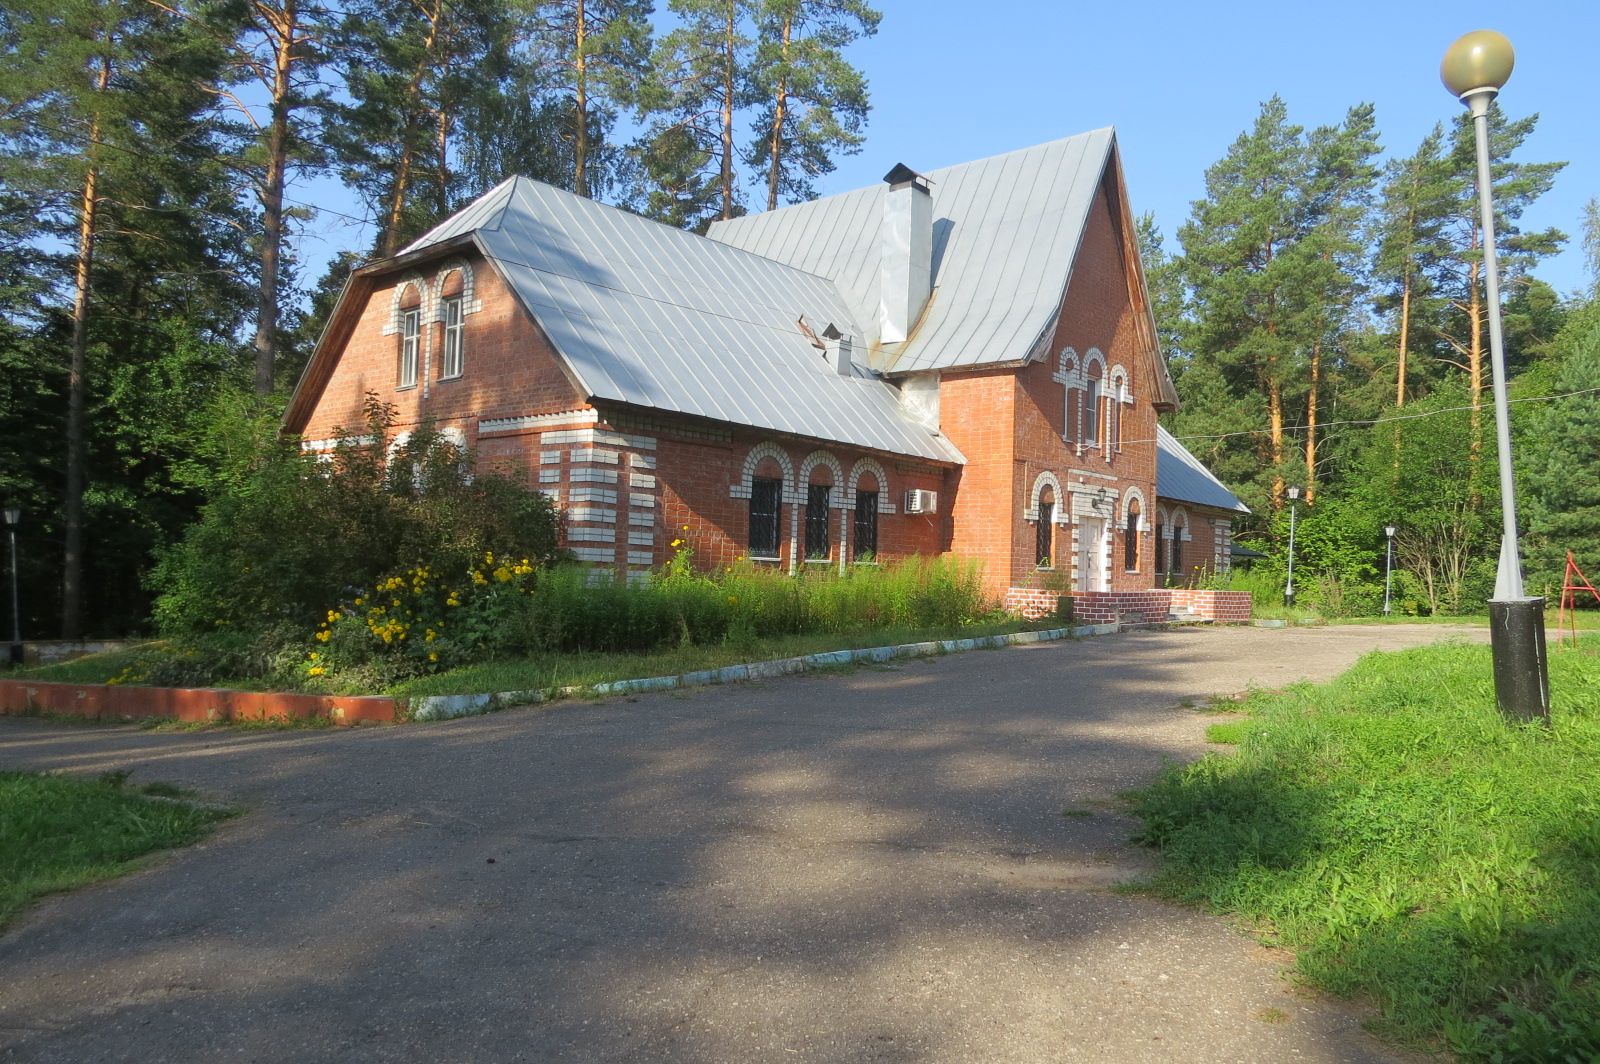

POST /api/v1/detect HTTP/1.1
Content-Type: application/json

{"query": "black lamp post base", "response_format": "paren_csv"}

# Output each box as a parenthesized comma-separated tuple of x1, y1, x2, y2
(1489, 597, 1550, 724)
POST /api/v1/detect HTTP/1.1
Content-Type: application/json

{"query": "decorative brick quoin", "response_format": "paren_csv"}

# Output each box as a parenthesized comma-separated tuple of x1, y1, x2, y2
(285, 128, 1251, 619)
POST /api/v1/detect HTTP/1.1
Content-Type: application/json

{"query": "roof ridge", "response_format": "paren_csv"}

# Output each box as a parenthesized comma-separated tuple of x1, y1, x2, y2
(711, 127, 1115, 235)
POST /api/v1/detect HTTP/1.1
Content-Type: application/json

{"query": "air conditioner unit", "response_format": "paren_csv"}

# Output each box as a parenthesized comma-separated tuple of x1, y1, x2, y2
(904, 489, 937, 515)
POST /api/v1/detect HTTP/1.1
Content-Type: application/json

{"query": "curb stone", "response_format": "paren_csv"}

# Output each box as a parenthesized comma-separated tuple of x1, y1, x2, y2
(406, 623, 1116, 722)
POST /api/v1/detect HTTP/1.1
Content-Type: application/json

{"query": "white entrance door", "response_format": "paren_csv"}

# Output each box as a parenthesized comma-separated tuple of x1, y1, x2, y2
(1078, 517, 1106, 592)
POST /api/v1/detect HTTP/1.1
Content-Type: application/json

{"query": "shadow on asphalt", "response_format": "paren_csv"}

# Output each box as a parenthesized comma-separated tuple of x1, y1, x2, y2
(0, 627, 1459, 1063)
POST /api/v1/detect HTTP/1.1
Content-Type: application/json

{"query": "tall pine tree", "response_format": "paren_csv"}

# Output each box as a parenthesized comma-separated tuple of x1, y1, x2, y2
(746, 0, 876, 211)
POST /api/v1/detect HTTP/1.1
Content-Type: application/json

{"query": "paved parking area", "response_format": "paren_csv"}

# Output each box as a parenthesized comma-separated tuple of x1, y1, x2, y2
(0, 624, 1482, 1063)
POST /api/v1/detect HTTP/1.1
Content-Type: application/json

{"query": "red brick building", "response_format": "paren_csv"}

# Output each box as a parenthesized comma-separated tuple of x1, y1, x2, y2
(286, 129, 1248, 618)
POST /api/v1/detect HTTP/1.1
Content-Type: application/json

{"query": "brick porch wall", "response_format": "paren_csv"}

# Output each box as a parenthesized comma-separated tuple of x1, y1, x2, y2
(1004, 587, 1252, 625)
(1170, 589, 1252, 624)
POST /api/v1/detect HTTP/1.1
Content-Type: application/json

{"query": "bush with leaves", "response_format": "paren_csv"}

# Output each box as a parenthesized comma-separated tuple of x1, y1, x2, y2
(149, 396, 565, 649)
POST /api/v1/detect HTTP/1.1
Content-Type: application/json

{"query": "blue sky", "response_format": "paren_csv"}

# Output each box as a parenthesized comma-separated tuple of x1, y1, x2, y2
(289, 0, 1598, 297)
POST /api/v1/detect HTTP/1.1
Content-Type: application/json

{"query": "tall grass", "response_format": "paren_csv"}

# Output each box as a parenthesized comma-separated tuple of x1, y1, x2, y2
(1130, 639, 1600, 1060)
(499, 554, 992, 656)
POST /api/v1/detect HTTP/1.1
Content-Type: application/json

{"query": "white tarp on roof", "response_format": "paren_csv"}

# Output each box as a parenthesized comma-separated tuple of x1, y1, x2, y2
(708, 129, 1115, 374)
(401, 178, 963, 464)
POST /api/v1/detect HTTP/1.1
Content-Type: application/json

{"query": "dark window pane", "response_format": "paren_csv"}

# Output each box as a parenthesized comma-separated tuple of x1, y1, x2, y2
(1125, 512, 1138, 570)
(1154, 524, 1166, 573)
(853, 491, 878, 559)
(1170, 532, 1184, 579)
(1036, 500, 1054, 568)
(750, 478, 782, 557)
(805, 484, 831, 559)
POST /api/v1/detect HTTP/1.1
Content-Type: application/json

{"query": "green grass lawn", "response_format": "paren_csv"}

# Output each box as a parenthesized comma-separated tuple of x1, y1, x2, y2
(1129, 636, 1600, 1061)
(0, 771, 236, 928)
(387, 619, 1054, 696)
(10, 618, 1059, 698)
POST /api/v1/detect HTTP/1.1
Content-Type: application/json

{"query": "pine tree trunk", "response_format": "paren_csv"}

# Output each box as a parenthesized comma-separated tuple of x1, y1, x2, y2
(573, 0, 589, 198)
(253, 0, 295, 395)
(1468, 250, 1484, 466)
(1305, 340, 1320, 504)
(379, 3, 443, 255)
(1396, 264, 1412, 408)
(435, 102, 450, 218)
(764, 14, 790, 212)
(1268, 373, 1284, 504)
(63, 53, 112, 641)
(719, 1, 736, 220)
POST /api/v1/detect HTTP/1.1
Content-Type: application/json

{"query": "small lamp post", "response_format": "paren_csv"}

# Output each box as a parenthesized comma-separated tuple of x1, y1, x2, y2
(1283, 486, 1300, 609)
(3, 506, 20, 667)
(1441, 30, 1551, 722)
(1384, 525, 1397, 617)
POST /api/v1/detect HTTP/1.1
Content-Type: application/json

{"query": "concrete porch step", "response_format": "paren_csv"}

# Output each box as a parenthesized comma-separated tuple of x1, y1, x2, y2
(1165, 610, 1211, 625)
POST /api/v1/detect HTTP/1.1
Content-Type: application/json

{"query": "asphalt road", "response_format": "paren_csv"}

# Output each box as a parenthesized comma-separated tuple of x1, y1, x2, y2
(0, 623, 1484, 1063)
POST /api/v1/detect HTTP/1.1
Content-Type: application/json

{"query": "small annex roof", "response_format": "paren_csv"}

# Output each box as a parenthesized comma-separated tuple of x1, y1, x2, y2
(708, 129, 1178, 407)
(1156, 426, 1249, 513)
(396, 177, 964, 465)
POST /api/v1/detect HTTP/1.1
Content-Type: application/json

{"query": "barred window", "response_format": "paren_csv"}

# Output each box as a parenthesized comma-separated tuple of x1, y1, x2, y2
(1125, 503, 1140, 571)
(1154, 523, 1166, 574)
(399, 307, 420, 388)
(1036, 497, 1055, 568)
(440, 296, 464, 378)
(749, 477, 782, 558)
(805, 484, 831, 559)
(853, 490, 878, 560)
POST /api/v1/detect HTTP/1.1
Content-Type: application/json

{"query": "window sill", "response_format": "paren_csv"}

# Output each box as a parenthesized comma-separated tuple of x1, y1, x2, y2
(853, 560, 879, 567)
(749, 555, 782, 564)
(1035, 566, 1055, 572)
(437, 373, 463, 383)
(803, 557, 832, 564)
(396, 383, 418, 392)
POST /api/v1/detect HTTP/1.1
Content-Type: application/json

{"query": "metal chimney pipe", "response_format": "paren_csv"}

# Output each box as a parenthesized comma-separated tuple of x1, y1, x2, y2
(879, 164, 932, 344)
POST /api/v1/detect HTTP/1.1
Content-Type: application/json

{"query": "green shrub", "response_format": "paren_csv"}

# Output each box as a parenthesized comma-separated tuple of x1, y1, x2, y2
(149, 395, 565, 644)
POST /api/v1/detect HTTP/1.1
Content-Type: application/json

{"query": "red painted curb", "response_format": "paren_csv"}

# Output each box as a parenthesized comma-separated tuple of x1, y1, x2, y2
(0, 679, 398, 726)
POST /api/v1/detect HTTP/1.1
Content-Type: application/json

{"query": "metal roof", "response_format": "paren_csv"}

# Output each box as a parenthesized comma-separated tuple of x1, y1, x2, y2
(708, 129, 1115, 374)
(1156, 426, 1250, 513)
(401, 177, 964, 464)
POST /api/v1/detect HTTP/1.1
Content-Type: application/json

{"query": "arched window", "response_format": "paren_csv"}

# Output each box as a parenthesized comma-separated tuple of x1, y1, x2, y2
(853, 470, 879, 561)
(1084, 361, 1103, 445)
(1036, 487, 1055, 568)
(397, 283, 422, 388)
(1169, 510, 1188, 579)
(438, 269, 465, 380)
(1124, 500, 1141, 571)
(740, 444, 793, 561)
(805, 477, 832, 561)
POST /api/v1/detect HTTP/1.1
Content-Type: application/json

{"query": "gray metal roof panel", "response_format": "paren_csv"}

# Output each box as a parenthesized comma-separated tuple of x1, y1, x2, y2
(710, 129, 1114, 374)
(1156, 426, 1250, 513)
(400, 178, 959, 464)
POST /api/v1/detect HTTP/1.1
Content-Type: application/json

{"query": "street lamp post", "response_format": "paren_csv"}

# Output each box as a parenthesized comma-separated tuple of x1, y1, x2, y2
(1384, 525, 1397, 617)
(3, 507, 19, 667)
(1284, 486, 1300, 609)
(1441, 30, 1551, 723)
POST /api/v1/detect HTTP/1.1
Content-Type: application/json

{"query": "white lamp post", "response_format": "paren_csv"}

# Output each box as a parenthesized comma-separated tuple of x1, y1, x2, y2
(1284, 486, 1300, 609)
(1384, 525, 1397, 617)
(3, 507, 19, 666)
(1441, 29, 1550, 722)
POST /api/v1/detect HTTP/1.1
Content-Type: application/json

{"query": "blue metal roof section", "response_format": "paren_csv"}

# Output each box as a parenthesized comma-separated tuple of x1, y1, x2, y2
(708, 129, 1115, 375)
(1156, 426, 1250, 513)
(401, 177, 965, 465)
